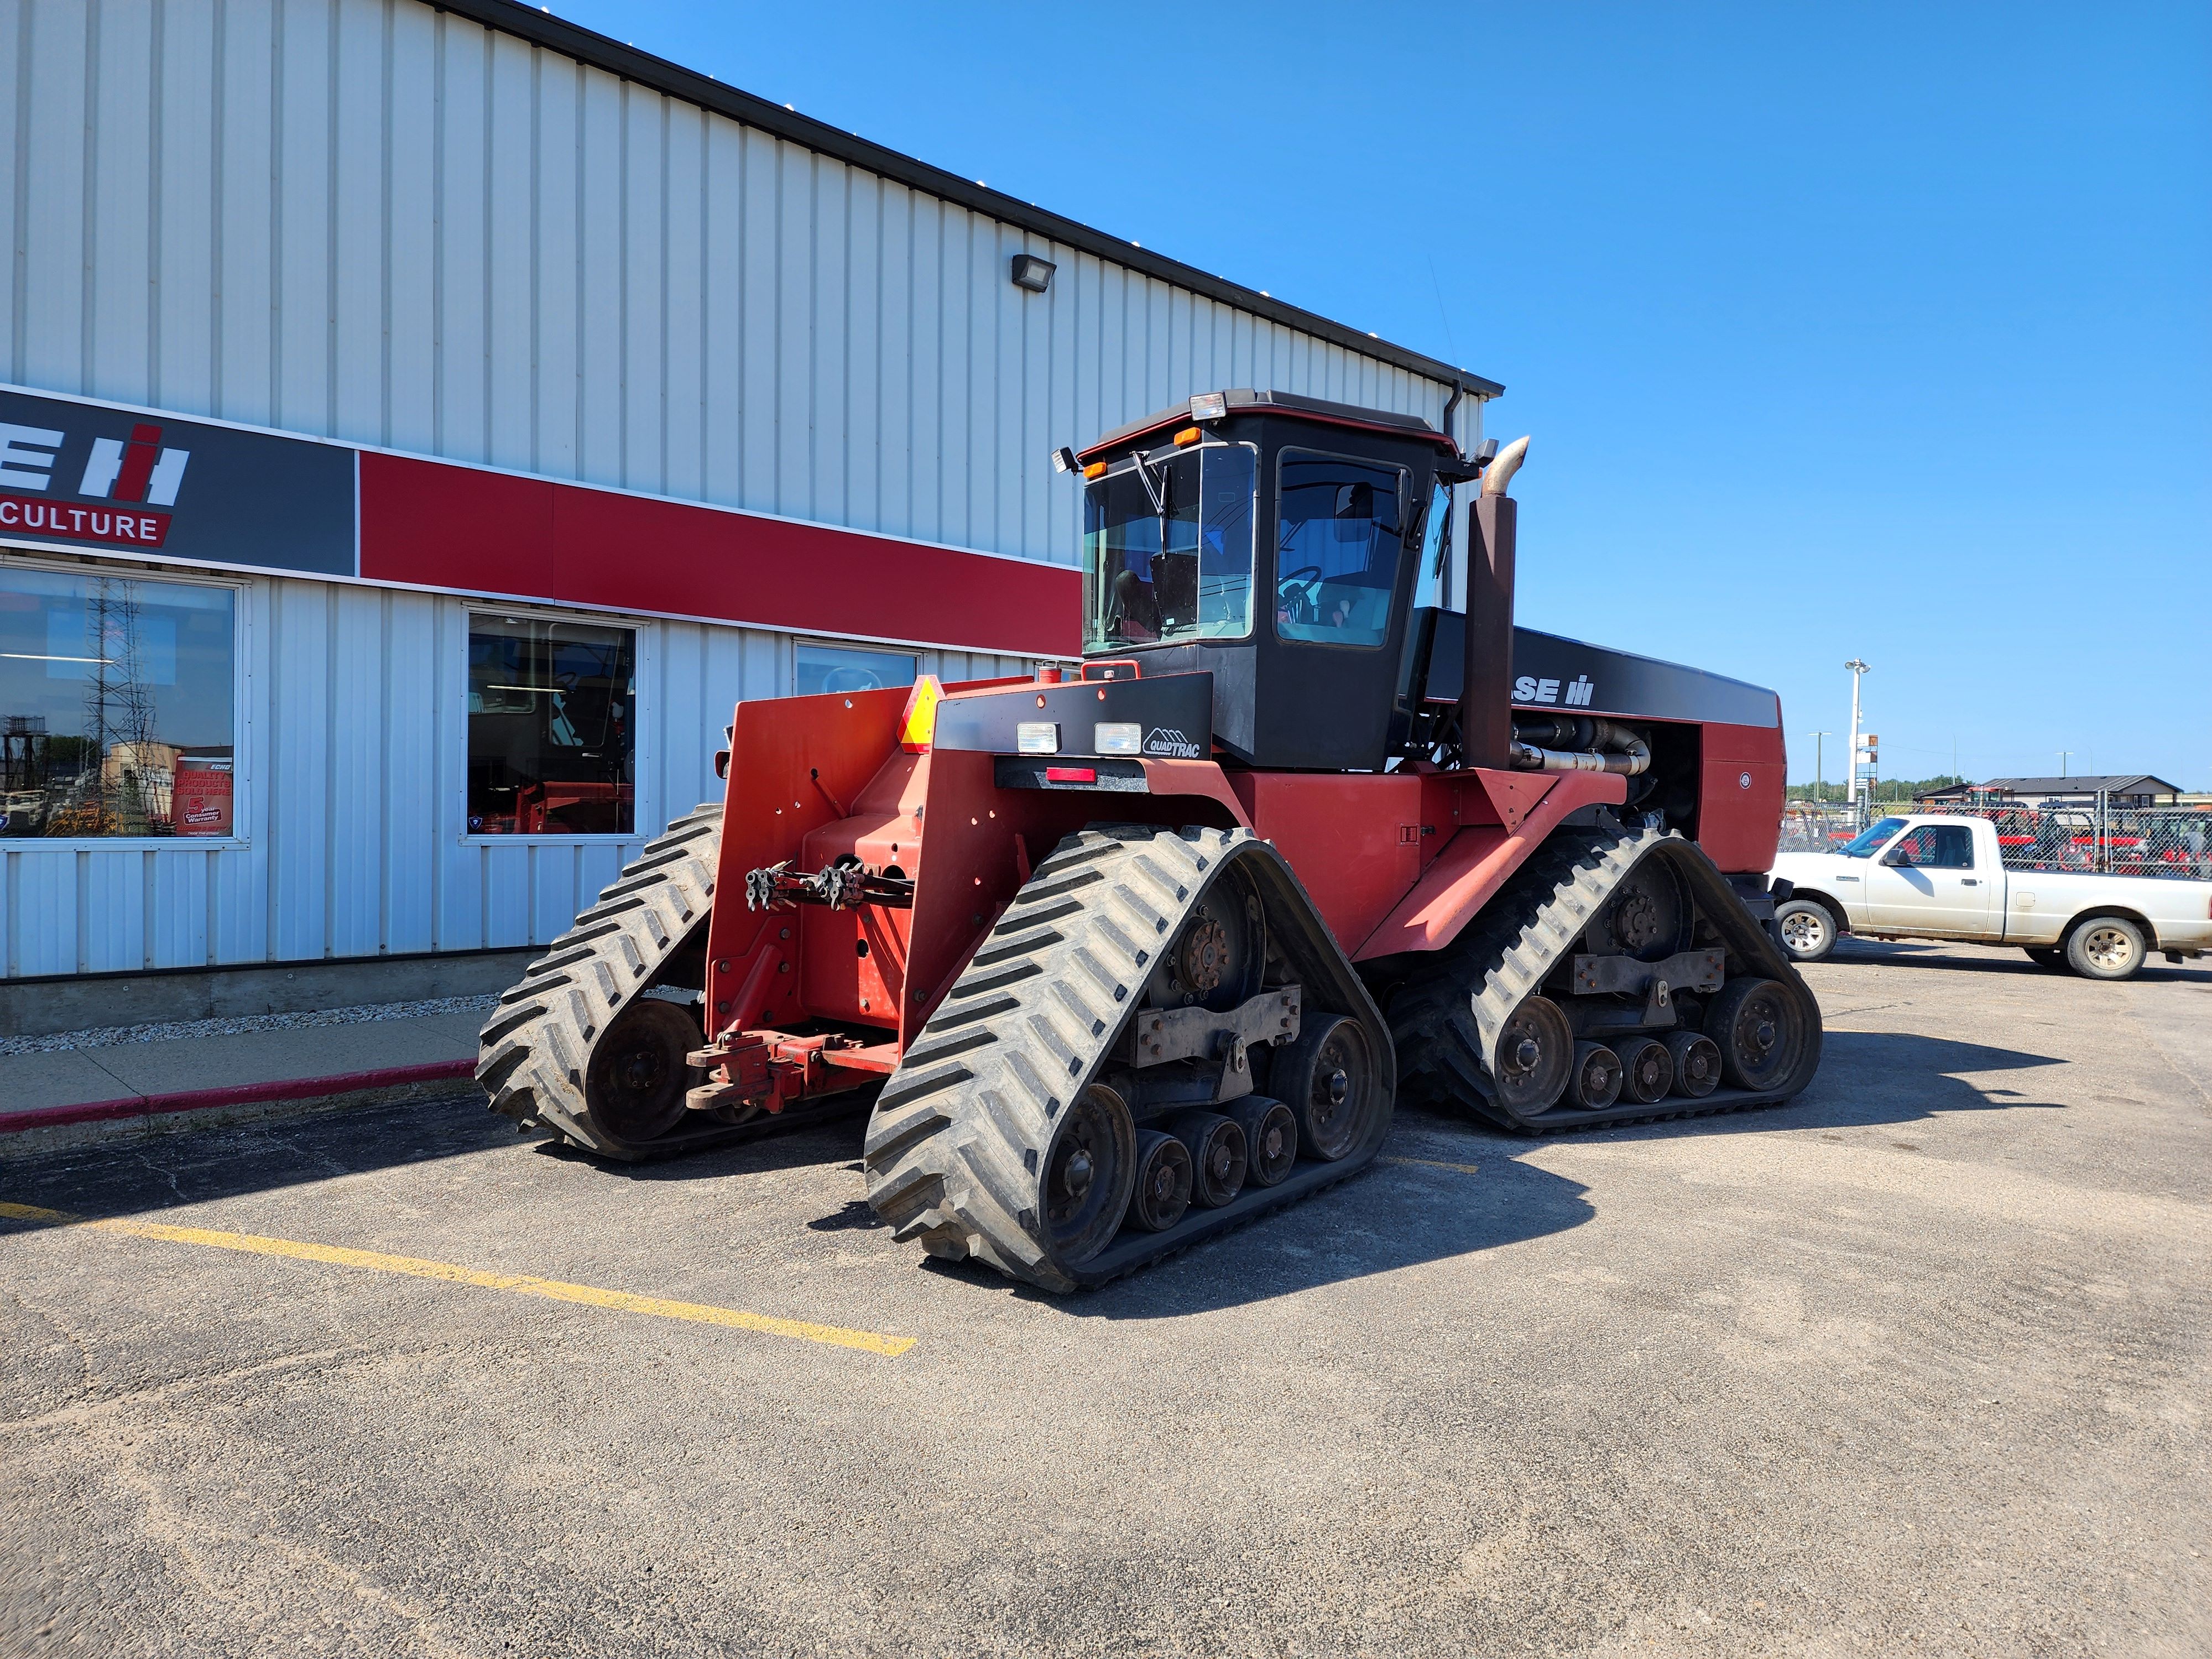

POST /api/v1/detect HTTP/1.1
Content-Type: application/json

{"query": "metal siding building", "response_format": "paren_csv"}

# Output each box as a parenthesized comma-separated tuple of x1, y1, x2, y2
(0, 0, 1490, 979)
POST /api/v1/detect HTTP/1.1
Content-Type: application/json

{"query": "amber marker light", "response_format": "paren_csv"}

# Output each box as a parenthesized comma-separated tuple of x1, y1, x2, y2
(1172, 426, 1202, 447)
(1083, 461, 1108, 480)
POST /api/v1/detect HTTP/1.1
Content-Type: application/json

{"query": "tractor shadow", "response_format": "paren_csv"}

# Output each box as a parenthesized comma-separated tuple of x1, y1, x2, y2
(0, 1088, 873, 1227)
(1020, 1028, 2068, 1321)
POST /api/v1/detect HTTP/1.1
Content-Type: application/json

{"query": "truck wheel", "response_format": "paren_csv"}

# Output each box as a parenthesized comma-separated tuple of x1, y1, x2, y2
(1774, 898, 1838, 963)
(2064, 916, 2147, 982)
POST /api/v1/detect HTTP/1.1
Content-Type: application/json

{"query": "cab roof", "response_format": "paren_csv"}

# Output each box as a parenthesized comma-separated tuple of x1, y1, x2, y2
(1077, 389, 1467, 463)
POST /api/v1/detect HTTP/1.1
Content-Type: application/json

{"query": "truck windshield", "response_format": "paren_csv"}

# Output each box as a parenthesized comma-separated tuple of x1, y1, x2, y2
(1083, 443, 1256, 651)
(1839, 816, 1907, 858)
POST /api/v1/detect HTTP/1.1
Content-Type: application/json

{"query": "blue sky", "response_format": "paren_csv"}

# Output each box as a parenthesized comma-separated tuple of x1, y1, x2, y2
(552, 2, 2210, 789)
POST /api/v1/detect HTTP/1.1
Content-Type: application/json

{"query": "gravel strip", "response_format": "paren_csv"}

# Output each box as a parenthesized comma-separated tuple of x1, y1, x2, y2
(0, 994, 502, 1056)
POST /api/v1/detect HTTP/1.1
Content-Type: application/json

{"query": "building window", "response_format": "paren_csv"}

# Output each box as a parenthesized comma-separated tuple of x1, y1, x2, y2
(0, 562, 238, 838)
(795, 641, 916, 697)
(467, 613, 636, 836)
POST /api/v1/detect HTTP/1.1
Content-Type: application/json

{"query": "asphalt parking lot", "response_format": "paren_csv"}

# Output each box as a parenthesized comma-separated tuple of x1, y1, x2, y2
(3, 941, 2208, 1658)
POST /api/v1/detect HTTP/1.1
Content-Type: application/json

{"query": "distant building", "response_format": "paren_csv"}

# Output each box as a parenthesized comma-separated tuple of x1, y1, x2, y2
(1916, 775, 2184, 810)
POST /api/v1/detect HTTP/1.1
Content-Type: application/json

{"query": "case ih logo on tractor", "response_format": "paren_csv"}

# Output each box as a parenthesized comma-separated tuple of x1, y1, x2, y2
(480, 388, 1819, 1295)
(0, 420, 190, 547)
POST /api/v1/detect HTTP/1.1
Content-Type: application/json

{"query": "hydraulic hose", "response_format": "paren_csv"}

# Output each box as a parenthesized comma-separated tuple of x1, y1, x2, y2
(1508, 716, 1651, 776)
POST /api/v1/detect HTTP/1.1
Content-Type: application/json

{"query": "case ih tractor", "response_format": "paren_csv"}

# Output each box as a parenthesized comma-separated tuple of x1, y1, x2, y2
(478, 389, 1821, 1292)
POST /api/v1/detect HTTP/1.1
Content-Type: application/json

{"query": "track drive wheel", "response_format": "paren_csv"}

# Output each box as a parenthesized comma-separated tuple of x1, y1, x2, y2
(1705, 977, 1811, 1092)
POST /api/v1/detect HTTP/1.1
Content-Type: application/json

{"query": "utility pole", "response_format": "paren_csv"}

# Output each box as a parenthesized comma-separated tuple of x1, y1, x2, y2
(1806, 732, 1833, 804)
(1844, 659, 1870, 827)
(2058, 750, 2072, 779)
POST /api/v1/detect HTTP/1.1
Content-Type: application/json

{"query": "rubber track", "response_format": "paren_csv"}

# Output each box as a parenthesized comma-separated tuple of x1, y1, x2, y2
(861, 824, 1378, 1293)
(476, 801, 737, 1161)
(1391, 826, 1810, 1133)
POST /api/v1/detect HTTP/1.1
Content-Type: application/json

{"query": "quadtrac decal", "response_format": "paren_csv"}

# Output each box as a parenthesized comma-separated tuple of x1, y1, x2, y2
(1143, 726, 1204, 759)
(0, 388, 357, 576)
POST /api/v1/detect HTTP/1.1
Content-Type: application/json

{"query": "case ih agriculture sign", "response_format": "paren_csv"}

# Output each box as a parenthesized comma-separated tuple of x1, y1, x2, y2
(0, 388, 357, 575)
(0, 384, 1079, 658)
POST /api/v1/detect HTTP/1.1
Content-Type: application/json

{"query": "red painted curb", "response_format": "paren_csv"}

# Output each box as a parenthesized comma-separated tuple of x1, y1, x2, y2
(0, 1059, 478, 1135)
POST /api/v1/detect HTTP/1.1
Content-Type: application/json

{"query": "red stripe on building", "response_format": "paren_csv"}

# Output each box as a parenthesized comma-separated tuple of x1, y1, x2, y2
(357, 453, 1083, 659)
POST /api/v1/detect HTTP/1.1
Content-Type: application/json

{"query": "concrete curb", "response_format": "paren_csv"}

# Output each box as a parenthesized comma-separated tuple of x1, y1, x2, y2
(0, 1060, 480, 1155)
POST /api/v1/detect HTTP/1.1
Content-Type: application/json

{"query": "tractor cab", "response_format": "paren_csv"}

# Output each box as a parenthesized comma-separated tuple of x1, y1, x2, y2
(1071, 389, 1463, 772)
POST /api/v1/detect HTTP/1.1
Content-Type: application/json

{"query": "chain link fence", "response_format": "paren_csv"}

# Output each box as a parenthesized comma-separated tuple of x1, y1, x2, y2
(1928, 800, 2212, 880)
(1780, 795, 2212, 880)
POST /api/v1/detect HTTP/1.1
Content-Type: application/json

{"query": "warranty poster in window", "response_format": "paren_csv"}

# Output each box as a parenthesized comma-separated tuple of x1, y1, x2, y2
(174, 763, 233, 837)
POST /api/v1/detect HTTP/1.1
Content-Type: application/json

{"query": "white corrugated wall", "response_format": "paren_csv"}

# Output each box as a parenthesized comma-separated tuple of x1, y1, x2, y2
(0, 0, 1473, 567)
(0, 562, 1031, 975)
(0, 0, 1484, 978)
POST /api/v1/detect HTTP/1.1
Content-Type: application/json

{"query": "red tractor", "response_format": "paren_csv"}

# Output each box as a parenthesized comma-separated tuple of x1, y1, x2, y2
(479, 390, 1821, 1292)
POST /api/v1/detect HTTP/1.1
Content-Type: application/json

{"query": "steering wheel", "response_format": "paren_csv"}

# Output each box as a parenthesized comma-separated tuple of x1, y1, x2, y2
(1277, 564, 1324, 624)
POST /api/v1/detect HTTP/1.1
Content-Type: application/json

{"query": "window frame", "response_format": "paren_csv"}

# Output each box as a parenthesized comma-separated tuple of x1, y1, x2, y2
(1269, 445, 1412, 654)
(0, 549, 252, 850)
(1081, 439, 1261, 653)
(459, 602, 650, 847)
(792, 638, 920, 698)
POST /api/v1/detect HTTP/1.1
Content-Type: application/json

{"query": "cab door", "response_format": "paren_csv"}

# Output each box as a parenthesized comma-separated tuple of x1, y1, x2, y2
(1864, 821, 2000, 938)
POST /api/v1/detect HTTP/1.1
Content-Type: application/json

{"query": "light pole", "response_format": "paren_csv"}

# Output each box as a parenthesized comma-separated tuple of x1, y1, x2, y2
(1806, 732, 1833, 804)
(2058, 750, 2072, 779)
(1844, 659, 1870, 826)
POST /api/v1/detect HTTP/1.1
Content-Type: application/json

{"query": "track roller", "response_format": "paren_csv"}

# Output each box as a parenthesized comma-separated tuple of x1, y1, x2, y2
(1230, 1097, 1298, 1187)
(1172, 1112, 1248, 1208)
(1128, 1131, 1194, 1232)
(1666, 1031, 1721, 1098)
(862, 825, 1395, 1292)
(1391, 826, 1822, 1134)
(1568, 1041, 1623, 1109)
(1612, 1035, 1675, 1106)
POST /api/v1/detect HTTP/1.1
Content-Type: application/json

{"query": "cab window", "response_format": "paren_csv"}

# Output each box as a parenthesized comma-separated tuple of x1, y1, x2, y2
(1887, 824, 1974, 869)
(1274, 450, 1407, 648)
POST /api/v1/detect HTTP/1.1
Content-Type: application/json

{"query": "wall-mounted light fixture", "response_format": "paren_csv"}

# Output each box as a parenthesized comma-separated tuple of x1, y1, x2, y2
(1009, 253, 1056, 294)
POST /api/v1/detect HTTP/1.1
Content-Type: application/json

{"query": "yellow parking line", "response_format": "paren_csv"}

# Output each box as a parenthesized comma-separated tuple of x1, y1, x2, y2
(0, 1201, 914, 1358)
(1378, 1155, 1482, 1176)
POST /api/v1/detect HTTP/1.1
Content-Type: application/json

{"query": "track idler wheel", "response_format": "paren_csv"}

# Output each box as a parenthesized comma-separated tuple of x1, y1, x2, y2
(1667, 1031, 1721, 1098)
(1277, 1014, 1383, 1161)
(1229, 1097, 1298, 1187)
(583, 999, 703, 1147)
(1613, 1036, 1674, 1105)
(1128, 1130, 1193, 1233)
(1705, 977, 1809, 1092)
(1171, 1112, 1248, 1209)
(1042, 1085, 1139, 1264)
(1568, 1040, 1624, 1109)
(1493, 993, 1573, 1117)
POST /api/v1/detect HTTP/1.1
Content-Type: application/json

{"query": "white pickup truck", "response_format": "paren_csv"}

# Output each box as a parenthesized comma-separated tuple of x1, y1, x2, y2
(1771, 813, 2212, 980)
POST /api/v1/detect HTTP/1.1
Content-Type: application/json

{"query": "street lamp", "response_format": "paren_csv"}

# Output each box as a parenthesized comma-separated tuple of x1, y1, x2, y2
(1844, 660, 1870, 825)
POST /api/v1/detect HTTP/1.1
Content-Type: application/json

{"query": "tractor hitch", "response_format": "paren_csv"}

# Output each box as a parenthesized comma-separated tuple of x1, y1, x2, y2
(685, 1029, 899, 1116)
(744, 857, 915, 912)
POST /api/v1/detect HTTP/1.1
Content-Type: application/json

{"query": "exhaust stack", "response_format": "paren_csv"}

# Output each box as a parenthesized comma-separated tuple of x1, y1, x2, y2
(1459, 436, 1529, 770)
